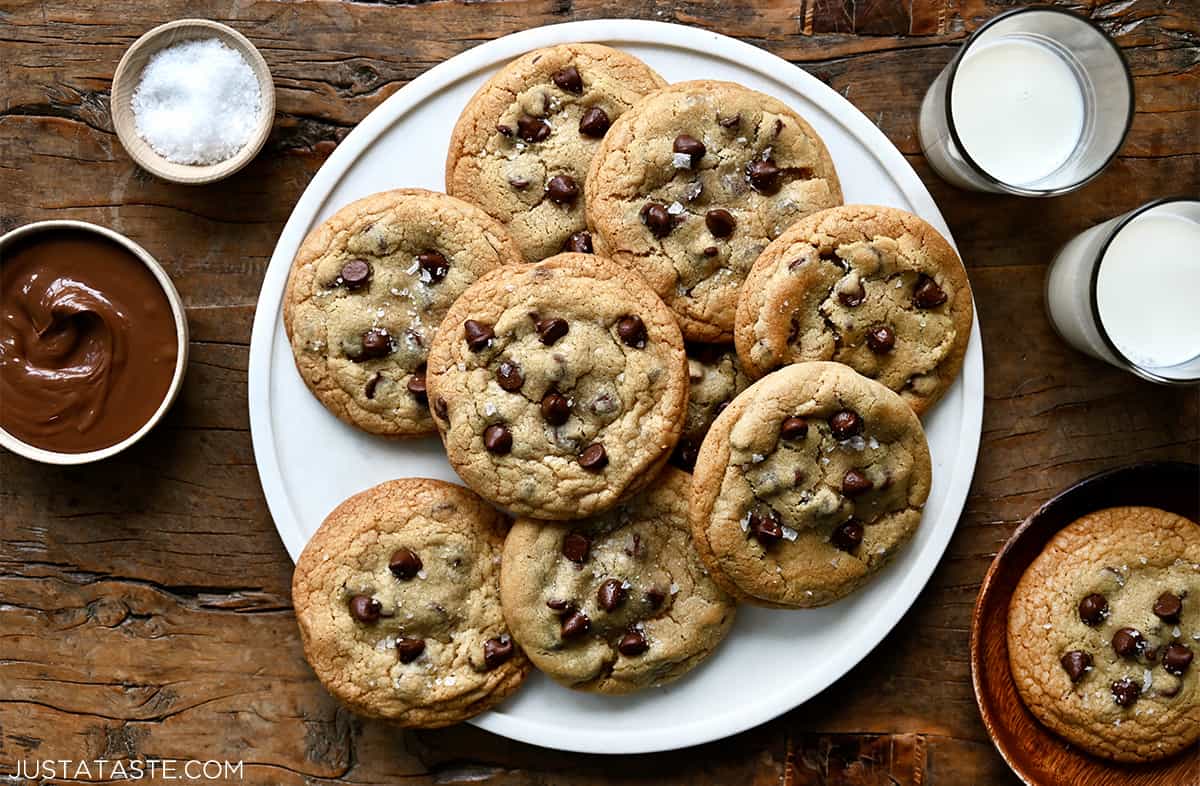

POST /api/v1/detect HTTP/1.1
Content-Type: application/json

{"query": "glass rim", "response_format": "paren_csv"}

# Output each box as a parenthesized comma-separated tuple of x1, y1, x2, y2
(1087, 196, 1200, 386)
(943, 6, 1134, 196)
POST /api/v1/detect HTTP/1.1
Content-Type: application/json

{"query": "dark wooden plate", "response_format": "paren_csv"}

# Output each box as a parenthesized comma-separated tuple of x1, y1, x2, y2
(971, 461, 1200, 786)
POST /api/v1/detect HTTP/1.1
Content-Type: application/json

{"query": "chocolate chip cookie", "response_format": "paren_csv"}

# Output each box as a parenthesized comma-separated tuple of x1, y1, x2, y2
(672, 343, 750, 472)
(425, 252, 688, 520)
(292, 479, 529, 727)
(585, 80, 843, 342)
(1008, 506, 1200, 763)
(690, 361, 931, 608)
(446, 44, 666, 262)
(284, 189, 523, 437)
(500, 467, 736, 693)
(734, 205, 973, 416)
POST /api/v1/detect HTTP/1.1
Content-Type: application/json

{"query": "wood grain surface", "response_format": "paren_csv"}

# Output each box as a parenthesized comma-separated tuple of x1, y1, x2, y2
(1, 1, 1197, 784)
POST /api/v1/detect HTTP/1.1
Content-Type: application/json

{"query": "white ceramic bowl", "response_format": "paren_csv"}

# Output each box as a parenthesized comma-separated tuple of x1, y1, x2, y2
(0, 220, 189, 464)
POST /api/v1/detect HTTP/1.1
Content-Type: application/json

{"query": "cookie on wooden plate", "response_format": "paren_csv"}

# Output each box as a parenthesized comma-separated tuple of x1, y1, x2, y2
(292, 478, 529, 727)
(1007, 506, 1199, 763)
(446, 44, 666, 261)
(284, 189, 523, 437)
(734, 204, 973, 416)
(501, 468, 736, 693)
(585, 80, 843, 341)
(426, 252, 688, 520)
(690, 361, 932, 608)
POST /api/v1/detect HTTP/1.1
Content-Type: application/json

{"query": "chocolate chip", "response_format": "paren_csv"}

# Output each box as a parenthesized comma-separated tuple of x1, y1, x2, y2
(1112, 627, 1144, 658)
(508, 175, 530, 190)
(1111, 677, 1140, 707)
(673, 134, 706, 166)
(536, 317, 569, 345)
(866, 325, 896, 354)
(340, 259, 371, 289)
(562, 532, 591, 564)
(831, 519, 864, 552)
(1153, 591, 1183, 622)
(496, 124, 513, 137)
(1060, 650, 1092, 682)
(396, 637, 425, 663)
(842, 469, 874, 496)
(464, 320, 494, 351)
(356, 328, 392, 360)
(365, 372, 382, 400)
(349, 594, 382, 623)
(417, 250, 449, 283)
(496, 360, 524, 392)
(433, 396, 448, 419)
(1078, 593, 1108, 626)
(483, 424, 512, 454)
(483, 635, 515, 669)
(546, 174, 579, 205)
(705, 208, 736, 238)
(561, 610, 591, 639)
(913, 275, 947, 309)
(780, 416, 808, 440)
(578, 106, 611, 138)
(389, 547, 423, 580)
(406, 370, 427, 400)
(616, 315, 647, 347)
(674, 438, 699, 470)
(1164, 643, 1193, 675)
(598, 578, 627, 612)
(749, 509, 783, 546)
(563, 231, 594, 253)
(703, 246, 719, 257)
(773, 118, 785, 137)
(829, 410, 863, 440)
(746, 158, 782, 194)
(641, 202, 674, 238)
(579, 443, 608, 471)
(517, 115, 551, 143)
(644, 588, 666, 608)
(618, 628, 649, 656)
(552, 65, 583, 93)
(541, 391, 571, 426)
(546, 598, 575, 613)
(838, 281, 865, 308)
(718, 113, 740, 129)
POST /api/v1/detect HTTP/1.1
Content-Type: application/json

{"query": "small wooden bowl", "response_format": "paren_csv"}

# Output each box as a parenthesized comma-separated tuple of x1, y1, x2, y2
(110, 19, 275, 185)
(971, 461, 1200, 786)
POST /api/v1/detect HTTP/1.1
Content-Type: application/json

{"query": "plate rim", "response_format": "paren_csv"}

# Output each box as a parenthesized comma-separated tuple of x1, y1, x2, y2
(248, 18, 985, 754)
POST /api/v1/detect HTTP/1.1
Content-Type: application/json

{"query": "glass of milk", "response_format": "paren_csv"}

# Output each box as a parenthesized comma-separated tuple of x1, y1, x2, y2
(1045, 198, 1200, 385)
(919, 8, 1133, 195)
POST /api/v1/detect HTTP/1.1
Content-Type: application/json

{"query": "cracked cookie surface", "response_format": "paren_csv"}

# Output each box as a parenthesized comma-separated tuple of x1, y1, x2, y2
(284, 189, 523, 437)
(690, 361, 931, 608)
(500, 467, 736, 693)
(735, 205, 973, 416)
(292, 478, 529, 727)
(425, 252, 688, 520)
(1008, 506, 1200, 763)
(446, 44, 666, 262)
(673, 343, 750, 472)
(585, 80, 843, 342)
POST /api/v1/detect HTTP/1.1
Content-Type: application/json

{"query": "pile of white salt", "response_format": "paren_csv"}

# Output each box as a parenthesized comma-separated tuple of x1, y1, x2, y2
(131, 38, 262, 165)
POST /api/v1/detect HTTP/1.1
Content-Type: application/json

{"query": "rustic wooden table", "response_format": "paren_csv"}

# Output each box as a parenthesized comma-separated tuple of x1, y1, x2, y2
(2, 1, 1197, 783)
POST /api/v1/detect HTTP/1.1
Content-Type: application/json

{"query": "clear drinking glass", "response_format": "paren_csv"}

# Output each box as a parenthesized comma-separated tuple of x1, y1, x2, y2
(1045, 198, 1200, 385)
(918, 7, 1133, 195)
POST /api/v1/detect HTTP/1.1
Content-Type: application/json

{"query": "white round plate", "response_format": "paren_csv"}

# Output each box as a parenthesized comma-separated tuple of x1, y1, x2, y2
(249, 19, 984, 755)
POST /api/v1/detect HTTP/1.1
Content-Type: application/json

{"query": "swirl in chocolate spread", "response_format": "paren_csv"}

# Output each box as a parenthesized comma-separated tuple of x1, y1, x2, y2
(0, 229, 179, 453)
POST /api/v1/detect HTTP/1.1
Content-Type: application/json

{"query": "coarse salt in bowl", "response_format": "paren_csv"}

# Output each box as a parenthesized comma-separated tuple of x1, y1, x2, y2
(111, 19, 275, 185)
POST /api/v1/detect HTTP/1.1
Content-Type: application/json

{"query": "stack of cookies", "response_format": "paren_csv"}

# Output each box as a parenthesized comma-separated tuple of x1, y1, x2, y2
(285, 42, 974, 728)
